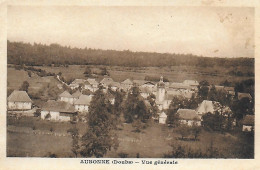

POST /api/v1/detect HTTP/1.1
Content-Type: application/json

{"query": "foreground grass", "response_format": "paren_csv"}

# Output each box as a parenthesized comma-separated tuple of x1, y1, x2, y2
(7, 117, 254, 158)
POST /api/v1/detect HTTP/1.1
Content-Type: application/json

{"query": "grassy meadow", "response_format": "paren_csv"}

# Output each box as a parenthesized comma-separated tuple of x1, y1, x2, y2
(7, 117, 253, 158)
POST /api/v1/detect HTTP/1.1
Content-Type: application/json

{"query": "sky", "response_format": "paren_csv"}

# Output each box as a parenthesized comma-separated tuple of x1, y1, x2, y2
(7, 6, 254, 58)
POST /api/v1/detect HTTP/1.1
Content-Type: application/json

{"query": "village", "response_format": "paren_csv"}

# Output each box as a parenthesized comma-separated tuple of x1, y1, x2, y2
(7, 72, 254, 132)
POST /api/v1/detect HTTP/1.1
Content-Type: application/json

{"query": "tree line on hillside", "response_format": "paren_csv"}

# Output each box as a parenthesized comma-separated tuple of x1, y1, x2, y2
(8, 41, 254, 68)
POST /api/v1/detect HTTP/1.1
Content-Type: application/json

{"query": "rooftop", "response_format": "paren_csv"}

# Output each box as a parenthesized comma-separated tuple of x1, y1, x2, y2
(177, 109, 200, 120)
(8, 90, 32, 102)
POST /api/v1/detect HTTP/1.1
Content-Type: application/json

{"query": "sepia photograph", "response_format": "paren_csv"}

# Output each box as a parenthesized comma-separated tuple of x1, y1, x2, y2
(6, 5, 255, 159)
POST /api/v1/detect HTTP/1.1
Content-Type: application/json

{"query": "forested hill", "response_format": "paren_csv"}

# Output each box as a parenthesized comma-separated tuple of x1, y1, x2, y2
(7, 41, 254, 68)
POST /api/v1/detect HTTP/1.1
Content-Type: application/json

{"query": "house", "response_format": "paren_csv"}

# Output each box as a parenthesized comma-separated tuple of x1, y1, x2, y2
(41, 100, 77, 121)
(74, 95, 92, 112)
(121, 79, 133, 91)
(196, 100, 232, 118)
(242, 115, 254, 132)
(72, 90, 82, 103)
(59, 91, 74, 104)
(196, 100, 215, 117)
(85, 78, 99, 92)
(238, 92, 252, 101)
(158, 111, 167, 124)
(69, 79, 86, 90)
(100, 77, 114, 88)
(7, 90, 32, 110)
(177, 109, 201, 126)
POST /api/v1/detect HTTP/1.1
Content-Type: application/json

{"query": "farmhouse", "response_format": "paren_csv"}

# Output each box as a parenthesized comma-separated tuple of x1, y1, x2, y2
(177, 109, 201, 126)
(242, 115, 254, 132)
(74, 95, 92, 112)
(41, 100, 77, 121)
(7, 90, 32, 110)
(59, 91, 74, 104)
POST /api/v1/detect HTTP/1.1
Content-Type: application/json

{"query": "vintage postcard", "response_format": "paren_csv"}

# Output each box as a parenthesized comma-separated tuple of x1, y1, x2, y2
(0, 0, 259, 169)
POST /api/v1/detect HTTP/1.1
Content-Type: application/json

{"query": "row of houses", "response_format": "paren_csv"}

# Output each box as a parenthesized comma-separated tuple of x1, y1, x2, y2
(7, 75, 254, 131)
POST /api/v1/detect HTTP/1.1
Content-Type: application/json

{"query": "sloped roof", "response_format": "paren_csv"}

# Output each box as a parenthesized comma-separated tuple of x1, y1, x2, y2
(59, 91, 73, 98)
(87, 78, 99, 85)
(196, 100, 215, 115)
(8, 90, 32, 102)
(238, 92, 252, 100)
(100, 77, 114, 85)
(242, 115, 254, 125)
(42, 100, 76, 113)
(159, 112, 167, 118)
(215, 85, 225, 91)
(143, 81, 155, 85)
(72, 90, 82, 98)
(122, 79, 133, 85)
(74, 95, 92, 105)
(71, 79, 86, 85)
(177, 109, 200, 120)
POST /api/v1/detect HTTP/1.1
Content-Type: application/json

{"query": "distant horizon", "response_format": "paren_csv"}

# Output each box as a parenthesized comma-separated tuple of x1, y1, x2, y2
(7, 40, 254, 59)
(8, 6, 254, 58)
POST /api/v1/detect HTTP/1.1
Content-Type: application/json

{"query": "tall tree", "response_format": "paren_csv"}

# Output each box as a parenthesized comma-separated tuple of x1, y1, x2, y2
(81, 85, 118, 157)
(198, 80, 210, 100)
(20, 81, 29, 92)
(123, 86, 147, 123)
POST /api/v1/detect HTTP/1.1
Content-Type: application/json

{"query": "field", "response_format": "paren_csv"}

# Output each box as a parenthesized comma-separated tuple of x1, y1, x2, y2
(7, 117, 253, 158)
(34, 65, 253, 85)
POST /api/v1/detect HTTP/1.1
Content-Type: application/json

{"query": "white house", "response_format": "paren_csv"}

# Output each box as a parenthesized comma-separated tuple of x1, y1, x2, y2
(196, 100, 215, 117)
(74, 95, 92, 112)
(177, 109, 201, 126)
(196, 100, 232, 118)
(7, 90, 32, 110)
(158, 111, 167, 124)
(59, 91, 74, 104)
(41, 100, 76, 122)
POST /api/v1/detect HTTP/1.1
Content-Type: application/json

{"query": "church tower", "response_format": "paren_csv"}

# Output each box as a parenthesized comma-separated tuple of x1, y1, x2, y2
(157, 76, 165, 103)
